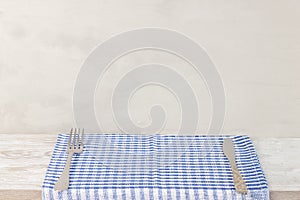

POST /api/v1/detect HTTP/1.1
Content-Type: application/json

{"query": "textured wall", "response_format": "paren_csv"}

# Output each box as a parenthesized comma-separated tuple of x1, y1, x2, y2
(0, 0, 299, 137)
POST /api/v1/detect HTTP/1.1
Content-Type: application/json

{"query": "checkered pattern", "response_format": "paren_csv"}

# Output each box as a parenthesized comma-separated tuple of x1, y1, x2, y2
(42, 134, 269, 200)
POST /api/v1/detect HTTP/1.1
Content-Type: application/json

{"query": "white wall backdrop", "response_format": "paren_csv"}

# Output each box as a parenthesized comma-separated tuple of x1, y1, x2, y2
(0, 0, 299, 137)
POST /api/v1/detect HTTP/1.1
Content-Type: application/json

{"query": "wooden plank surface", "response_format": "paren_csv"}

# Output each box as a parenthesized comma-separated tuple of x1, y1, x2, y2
(253, 138, 300, 191)
(0, 190, 42, 200)
(0, 133, 57, 190)
(0, 133, 299, 199)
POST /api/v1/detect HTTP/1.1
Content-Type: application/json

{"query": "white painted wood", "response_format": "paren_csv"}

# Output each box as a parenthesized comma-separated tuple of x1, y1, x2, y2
(253, 138, 300, 191)
(0, 133, 299, 192)
(0, 133, 57, 190)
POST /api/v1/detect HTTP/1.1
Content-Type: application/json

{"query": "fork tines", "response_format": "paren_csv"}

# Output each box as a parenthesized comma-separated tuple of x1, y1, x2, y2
(68, 128, 84, 150)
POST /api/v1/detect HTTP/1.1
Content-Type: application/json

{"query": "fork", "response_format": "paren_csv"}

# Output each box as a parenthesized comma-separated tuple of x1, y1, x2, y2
(54, 128, 84, 191)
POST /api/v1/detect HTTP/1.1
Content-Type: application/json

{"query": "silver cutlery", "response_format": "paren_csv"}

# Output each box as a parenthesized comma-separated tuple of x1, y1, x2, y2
(223, 138, 248, 194)
(54, 128, 84, 191)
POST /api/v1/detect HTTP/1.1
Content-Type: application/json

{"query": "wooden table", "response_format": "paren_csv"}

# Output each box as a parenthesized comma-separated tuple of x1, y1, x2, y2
(0, 133, 299, 200)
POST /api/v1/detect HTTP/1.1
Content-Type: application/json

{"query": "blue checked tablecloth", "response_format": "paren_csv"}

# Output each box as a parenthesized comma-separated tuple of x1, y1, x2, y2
(42, 134, 269, 200)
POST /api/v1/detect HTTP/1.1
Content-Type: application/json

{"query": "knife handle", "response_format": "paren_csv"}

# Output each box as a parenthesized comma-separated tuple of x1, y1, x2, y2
(231, 165, 248, 194)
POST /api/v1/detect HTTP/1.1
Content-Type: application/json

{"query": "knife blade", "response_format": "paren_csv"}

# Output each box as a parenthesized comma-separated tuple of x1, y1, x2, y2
(223, 138, 248, 194)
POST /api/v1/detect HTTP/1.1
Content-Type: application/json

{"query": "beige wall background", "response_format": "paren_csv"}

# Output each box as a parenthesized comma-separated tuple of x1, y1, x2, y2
(0, 0, 299, 137)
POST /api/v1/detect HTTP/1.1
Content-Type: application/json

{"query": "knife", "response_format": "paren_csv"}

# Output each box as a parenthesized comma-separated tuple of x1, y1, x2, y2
(223, 138, 248, 194)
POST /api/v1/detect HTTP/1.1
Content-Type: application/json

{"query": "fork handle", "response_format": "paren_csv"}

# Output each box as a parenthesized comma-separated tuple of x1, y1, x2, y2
(231, 165, 248, 194)
(54, 152, 74, 191)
